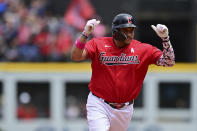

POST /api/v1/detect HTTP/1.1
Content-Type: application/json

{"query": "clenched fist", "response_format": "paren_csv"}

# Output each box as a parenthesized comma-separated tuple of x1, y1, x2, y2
(83, 19, 100, 37)
(151, 24, 169, 39)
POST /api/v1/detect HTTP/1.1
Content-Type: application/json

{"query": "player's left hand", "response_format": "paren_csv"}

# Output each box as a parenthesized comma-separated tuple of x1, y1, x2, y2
(151, 24, 169, 39)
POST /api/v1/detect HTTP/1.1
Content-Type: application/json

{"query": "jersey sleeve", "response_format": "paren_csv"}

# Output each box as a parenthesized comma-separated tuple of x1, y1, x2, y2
(85, 38, 96, 59)
(149, 45, 163, 65)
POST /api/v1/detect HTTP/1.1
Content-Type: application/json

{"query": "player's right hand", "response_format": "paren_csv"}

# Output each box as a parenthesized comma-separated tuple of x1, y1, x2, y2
(83, 19, 100, 37)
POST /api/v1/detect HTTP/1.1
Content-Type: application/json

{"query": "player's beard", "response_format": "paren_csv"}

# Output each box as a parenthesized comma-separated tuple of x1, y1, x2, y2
(124, 37, 133, 45)
(114, 35, 133, 48)
(123, 31, 134, 45)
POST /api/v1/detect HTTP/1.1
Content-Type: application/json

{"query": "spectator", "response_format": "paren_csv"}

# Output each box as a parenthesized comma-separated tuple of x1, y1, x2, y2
(17, 92, 38, 120)
(5, 37, 19, 61)
(0, 0, 107, 62)
(54, 27, 73, 61)
(65, 96, 81, 119)
(34, 25, 52, 61)
(18, 35, 41, 62)
(0, 0, 8, 19)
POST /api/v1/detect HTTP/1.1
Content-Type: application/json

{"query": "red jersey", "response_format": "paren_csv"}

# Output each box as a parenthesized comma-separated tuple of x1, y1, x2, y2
(85, 37, 162, 103)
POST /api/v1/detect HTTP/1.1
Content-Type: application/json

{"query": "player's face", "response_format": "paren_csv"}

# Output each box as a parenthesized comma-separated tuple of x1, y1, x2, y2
(120, 27, 135, 44)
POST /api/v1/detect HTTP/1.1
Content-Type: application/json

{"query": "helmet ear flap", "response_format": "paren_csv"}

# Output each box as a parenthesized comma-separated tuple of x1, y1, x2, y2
(112, 28, 127, 42)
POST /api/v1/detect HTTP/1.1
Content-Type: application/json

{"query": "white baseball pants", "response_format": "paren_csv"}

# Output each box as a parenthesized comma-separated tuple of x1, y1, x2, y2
(86, 92, 134, 131)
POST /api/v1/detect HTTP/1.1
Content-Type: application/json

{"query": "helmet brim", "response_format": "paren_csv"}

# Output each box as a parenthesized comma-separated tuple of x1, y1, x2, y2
(113, 23, 136, 29)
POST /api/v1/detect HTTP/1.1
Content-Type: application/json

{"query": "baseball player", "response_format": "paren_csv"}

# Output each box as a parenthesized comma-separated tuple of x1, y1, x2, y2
(71, 13, 175, 131)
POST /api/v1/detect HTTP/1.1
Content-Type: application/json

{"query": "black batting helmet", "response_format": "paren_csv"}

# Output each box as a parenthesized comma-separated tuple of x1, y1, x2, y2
(112, 13, 136, 41)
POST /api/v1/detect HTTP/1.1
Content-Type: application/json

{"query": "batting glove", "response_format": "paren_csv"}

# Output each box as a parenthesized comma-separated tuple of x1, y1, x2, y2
(82, 19, 100, 38)
(151, 24, 169, 41)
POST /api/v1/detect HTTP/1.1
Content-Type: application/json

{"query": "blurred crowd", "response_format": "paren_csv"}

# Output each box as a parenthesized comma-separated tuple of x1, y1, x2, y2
(0, 0, 107, 62)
